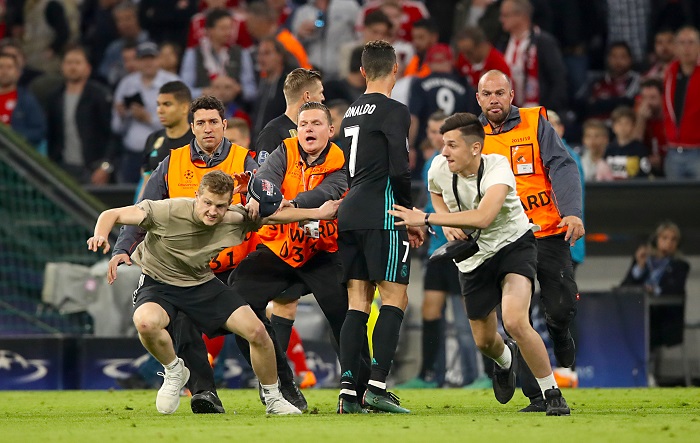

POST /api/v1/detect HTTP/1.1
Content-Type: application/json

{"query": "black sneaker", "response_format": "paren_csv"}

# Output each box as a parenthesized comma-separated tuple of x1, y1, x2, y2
(550, 328, 576, 368)
(280, 380, 308, 412)
(191, 391, 225, 414)
(491, 338, 519, 404)
(545, 388, 571, 416)
(258, 382, 266, 405)
(362, 390, 410, 413)
(519, 399, 547, 413)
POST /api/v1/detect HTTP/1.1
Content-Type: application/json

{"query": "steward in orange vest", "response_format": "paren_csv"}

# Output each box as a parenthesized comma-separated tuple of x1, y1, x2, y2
(480, 105, 582, 238)
(114, 137, 259, 275)
(230, 104, 350, 372)
(256, 136, 345, 266)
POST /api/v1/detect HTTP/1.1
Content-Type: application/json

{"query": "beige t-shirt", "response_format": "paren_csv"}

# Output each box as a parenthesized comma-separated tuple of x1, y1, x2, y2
(428, 153, 537, 273)
(131, 198, 257, 286)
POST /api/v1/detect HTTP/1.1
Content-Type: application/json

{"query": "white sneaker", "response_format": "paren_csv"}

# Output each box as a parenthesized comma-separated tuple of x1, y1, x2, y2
(265, 396, 302, 415)
(156, 358, 190, 414)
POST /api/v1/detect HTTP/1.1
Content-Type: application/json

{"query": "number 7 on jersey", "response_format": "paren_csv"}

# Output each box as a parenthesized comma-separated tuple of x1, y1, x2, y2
(344, 125, 360, 177)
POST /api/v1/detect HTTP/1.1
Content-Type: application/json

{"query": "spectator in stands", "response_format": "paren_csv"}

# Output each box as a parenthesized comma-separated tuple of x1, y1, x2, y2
(0, 52, 46, 149)
(209, 73, 251, 127)
(326, 99, 349, 142)
(454, 25, 511, 90)
(633, 78, 666, 176)
(662, 26, 700, 180)
(577, 41, 641, 122)
(322, 46, 365, 104)
(580, 118, 613, 182)
(0, 39, 42, 88)
(376, 0, 416, 72)
(137, 0, 197, 49)
(338, 10, 393, 80)
(80, 0, 120, 70)
(497, 0, 568, 113)
(98, 1, 150, 88)
(246, 2, 312, 70)
(408, 44, 478, 174)
(180, 8, 256, 101)
(224, 116, 251, 148)
(605, 106, 651, 180)
(20, 0, 79, 74)
(290, 0, 360, 80)
(46, 46, 114, 185)
(644, 29, 676, 80)
(357, 0, 429, 43)
(187, 0, 253, 50)
(111, 41, 179, 183)
(404, 18, 439, 78)
(250, 37, 292, 145)
(606, 0, 650, 65)
(158, 41, 183, 76)
(621, 221, 690, 383)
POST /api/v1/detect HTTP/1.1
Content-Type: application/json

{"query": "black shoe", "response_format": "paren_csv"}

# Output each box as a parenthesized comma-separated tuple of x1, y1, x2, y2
(280, 380, 308, 412)
(551, 328, 576, 368)
(191, 391, 225, 414)
(362, 389, 410, 413)
(545, 388, 571, 416)
(491, 338, 519, 404)
(519, 399, 547, 413)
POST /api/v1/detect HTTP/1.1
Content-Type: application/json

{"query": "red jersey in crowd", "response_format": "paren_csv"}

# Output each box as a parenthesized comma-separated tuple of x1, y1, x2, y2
(0, 89, 18, 125)
(357, 0, 428, 42)
(456, 45, 511, 89)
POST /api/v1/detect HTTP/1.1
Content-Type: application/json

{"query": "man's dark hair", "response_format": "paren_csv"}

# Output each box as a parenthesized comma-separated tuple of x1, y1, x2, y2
(608, 41, 633, 58)
(160, 80, 192, 103)
(62, 44, 90, 62)
(640, 77, 663, 93)
(610, 105, 636, 124)
(349, 46, 364, 73)
(455, 26, 487, 45)
(364, 10, 393, 31)
(298, 101, 332, 125)
(412, 18, 439, 35)
(0, 52, 18, 66)
(190, 95, 226, 120)
(205, 8, 232, 29)
(361, 40, 396, 81)
(440, 112, 485, 143)
(428, 110, 448, 122)
(199, 170, 234, 197)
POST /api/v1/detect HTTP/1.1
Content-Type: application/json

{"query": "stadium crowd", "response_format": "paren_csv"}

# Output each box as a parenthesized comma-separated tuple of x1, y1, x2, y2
(0, 0, 699, 183)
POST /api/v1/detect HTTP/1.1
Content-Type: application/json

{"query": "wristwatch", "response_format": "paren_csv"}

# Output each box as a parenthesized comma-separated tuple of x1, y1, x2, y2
(100, 161, 114, 174)
(290, 199, 299, 208)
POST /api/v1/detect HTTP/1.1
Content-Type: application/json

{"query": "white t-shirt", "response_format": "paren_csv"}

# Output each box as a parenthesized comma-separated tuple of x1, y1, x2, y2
(427, 153, 536, 273)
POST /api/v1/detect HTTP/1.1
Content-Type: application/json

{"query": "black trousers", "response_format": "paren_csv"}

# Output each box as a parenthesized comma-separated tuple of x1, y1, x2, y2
(168, 269, 234, 395)
(228, 246, 352, 384)
(518, 235, 579, 401)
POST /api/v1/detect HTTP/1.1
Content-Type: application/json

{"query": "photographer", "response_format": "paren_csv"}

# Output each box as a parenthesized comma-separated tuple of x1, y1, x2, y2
(388, 112, 570, 416)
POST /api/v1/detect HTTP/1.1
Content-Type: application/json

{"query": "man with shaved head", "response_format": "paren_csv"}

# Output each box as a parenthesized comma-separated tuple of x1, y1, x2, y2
(476, 69, 584, 413)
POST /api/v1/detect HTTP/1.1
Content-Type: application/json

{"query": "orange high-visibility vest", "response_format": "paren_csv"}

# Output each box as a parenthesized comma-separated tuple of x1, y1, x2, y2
(257, 137, 345, 267)
(482, 107, 566, 238)
(167, 143, 260, 272)
(403, 54, 431, 78)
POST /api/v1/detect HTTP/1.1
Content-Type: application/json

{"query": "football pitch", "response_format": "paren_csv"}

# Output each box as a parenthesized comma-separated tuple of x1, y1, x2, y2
(1, 388, 698, 443)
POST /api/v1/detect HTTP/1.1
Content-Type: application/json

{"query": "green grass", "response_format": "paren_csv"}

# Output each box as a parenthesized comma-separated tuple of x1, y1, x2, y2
(1, 388, 699, 443)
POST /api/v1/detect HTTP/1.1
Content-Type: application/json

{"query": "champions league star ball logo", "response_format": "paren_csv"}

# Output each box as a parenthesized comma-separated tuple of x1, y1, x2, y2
(184, 170, 194, 180)
(0, 350, 49, 384)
